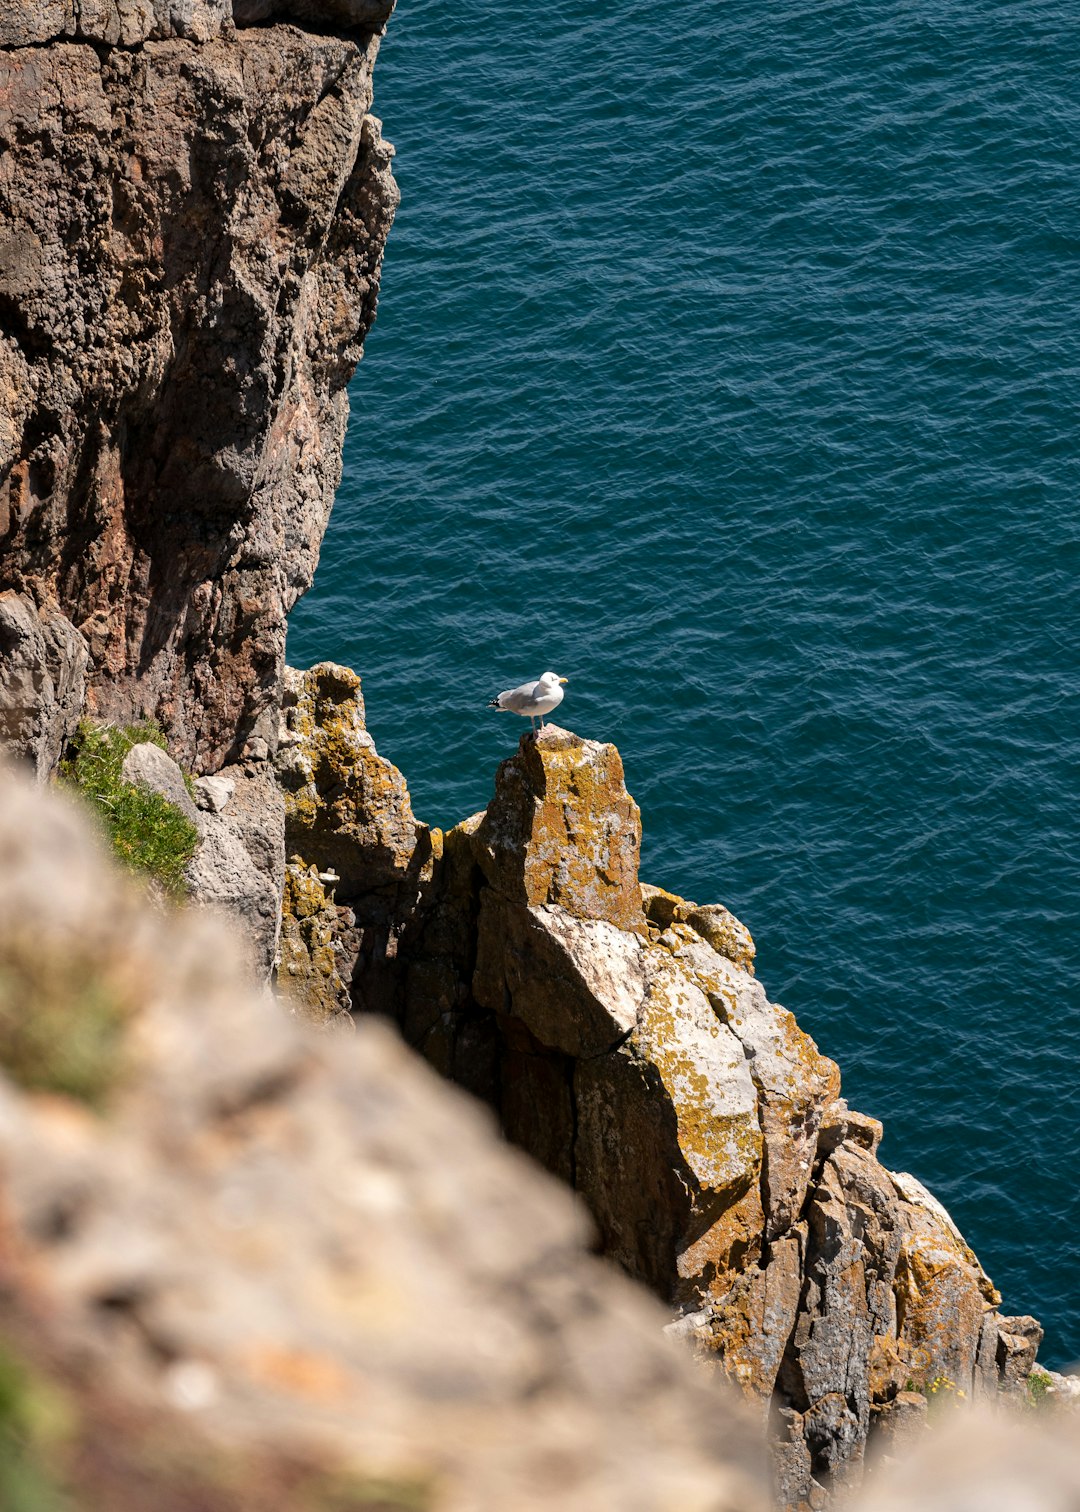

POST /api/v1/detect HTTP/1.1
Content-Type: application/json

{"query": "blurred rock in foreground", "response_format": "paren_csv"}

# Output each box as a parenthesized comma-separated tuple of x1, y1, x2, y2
(0, 763, 770, 1512)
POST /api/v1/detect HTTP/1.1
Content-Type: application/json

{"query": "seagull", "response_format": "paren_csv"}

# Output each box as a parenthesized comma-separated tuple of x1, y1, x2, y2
(488, 670, 568, 731)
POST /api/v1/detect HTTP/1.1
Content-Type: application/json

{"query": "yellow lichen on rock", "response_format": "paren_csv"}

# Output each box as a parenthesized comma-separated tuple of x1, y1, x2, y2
(891, 1173, 1001, 1393)
(641, 883, 756, 973)
(633, 952, 765, 1293)
(278, 860, 352, 1025)
(473, 726, 646, 932)
(277, 664, 429, 894)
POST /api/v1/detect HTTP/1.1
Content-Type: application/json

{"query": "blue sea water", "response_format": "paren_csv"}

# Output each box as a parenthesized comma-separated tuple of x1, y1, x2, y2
(288, 0, 1080, 1364)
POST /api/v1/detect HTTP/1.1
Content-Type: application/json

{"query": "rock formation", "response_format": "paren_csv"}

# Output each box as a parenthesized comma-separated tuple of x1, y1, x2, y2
(0, 0, 397, 776)
(280, 675, 1046, 1509)
(0, 7, 1053, 1506)
(0, 762, 772, 1512)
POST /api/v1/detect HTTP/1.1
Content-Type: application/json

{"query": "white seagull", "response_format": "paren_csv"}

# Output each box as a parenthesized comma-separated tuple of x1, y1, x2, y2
(488, 670, 568, 731)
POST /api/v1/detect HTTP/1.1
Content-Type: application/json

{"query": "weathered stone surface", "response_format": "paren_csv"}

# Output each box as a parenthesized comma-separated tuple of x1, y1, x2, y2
(685, 904, 757, 974)
(817, 1098, 883, 1159)
(996, 1316, 1045, 1397)
(890, 1169, 1000, 1304)
(891, 1174, 999, 1397)
(194, 773, 235, 812)
(0, 591, 88, 777)
(279, 663, 428, 895)
(473, 893, 646, 1057)
(282, 708, 1042, 1506)
(0, 0, 232, 48)
(185, 764, 284, 978)
(661, 928, 839, 1241)
(473, 726, 646, 932)
(0, 763, 772, 1512)
(636, 952, 762, 1216)
(776, 1141, 905, 1504)
(700, 1232, 806, 1407)
(337, 716, 1044, 1505)
(121, 741, 199, 824)
(870, 1390, 928, 1458)
(641, 883, 756, 973)
(277, 859, 356, 1024)
(0, 24, 397, 773)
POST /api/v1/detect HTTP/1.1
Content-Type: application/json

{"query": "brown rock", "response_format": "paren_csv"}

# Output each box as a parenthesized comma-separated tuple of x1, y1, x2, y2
(996, 1316, 1045, 1397)
(664, 928, 839, 1240)
(0, 763, 772, 1512)
(684, 903, 757, 974)
(641, 881, 687, 931)
(776, 1141, 905, 1504)
(639, 882, 756, 972)
(870, 1390, 928, 1458)
(473, 725, 647, 932)
(0, 0, 232, 48)
(473, 892, 646, 1058)
(634, 952, 762, 1221)
(0, 24, 397, 773)
(817, 1098, 883, 1159)
(703, 1231, 806, 1406)
(891, 1173, 999, 1397)
(278, 663, 429, 895)
(277, 860, 355, 1024)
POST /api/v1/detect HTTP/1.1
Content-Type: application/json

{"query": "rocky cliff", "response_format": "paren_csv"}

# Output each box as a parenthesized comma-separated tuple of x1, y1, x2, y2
(0, 763, 771, 1512)
(0, 8, 1052, 1509)
(0, 0, 397, 776)
(279, 665, 1045, 1508)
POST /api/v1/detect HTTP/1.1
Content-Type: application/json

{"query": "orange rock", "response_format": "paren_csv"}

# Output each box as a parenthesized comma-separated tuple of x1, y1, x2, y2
(473, 726, 646, 933)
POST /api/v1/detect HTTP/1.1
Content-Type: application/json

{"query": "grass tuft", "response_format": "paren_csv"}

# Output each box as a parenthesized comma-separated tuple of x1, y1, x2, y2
(59, 721, 199, 898)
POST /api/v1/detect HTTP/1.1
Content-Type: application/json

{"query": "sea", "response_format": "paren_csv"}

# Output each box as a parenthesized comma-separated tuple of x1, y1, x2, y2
(287, 0, 1080, 1366)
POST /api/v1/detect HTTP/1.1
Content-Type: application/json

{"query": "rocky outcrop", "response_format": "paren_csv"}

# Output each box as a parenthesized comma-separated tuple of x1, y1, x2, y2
(0, 762, 772, 1512)
(0, 589, 88, 778)
(186, 762, 285, 975)
(281, 679, 1045, 1509)
(0, 6, 1050, 1502)
(0, 2, 397, 775)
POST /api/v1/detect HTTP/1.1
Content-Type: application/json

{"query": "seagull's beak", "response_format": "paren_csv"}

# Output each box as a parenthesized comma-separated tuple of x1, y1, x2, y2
(558, 677, 568, 684)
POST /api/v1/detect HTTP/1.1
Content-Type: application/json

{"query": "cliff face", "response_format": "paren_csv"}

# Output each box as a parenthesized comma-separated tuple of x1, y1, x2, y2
(0, 763, 772, 1512)
(0, 0, 397, 774)
(280, 669, 1044, 1509)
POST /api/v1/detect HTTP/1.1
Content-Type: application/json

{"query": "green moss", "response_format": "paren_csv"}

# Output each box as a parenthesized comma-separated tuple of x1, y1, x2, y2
(59, 721, 199, 898)
(1027, 1367, 1052, 1407)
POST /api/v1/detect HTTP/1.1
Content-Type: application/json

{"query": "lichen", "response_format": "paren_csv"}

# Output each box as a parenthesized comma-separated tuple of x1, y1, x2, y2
(278, 862, 351, 1025)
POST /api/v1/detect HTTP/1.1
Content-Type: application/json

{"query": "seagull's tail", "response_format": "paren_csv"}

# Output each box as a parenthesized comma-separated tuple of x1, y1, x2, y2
(487, 696, 503, 709)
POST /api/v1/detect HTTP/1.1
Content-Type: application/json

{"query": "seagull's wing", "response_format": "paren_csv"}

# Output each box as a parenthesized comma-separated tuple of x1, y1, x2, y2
(494, 678, 540, 712)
